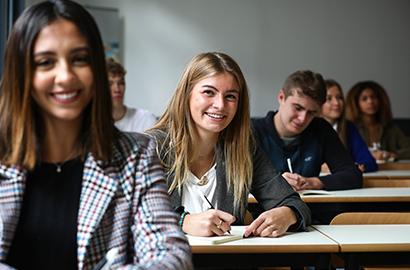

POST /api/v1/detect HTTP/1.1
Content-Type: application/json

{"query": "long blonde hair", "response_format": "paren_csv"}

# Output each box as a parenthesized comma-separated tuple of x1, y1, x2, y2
(148, 52, 253, 211)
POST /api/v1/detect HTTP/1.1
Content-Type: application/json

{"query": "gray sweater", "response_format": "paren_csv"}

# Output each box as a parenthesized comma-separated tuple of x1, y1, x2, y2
(146, 129, 311, 231)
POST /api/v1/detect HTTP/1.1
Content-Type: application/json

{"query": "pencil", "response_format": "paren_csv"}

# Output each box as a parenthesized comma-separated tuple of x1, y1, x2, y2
(198, 190, 231, 234)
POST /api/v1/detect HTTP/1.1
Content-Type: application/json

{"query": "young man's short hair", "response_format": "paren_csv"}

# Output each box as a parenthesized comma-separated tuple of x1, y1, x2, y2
(282, 70, 326, 106)
(106, 58, 127, 77)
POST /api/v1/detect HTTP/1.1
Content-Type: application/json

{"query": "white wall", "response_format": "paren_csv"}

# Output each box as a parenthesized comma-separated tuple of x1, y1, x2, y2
(28, 0, 410, 118)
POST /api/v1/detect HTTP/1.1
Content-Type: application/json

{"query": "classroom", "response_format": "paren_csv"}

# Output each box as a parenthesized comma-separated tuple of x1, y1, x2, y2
(1, 0, 410, 269)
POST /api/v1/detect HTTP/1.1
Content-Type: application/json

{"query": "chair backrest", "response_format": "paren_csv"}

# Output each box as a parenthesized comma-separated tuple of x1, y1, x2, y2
(330, 212, 410, 225)
(244, 210, 253, 225)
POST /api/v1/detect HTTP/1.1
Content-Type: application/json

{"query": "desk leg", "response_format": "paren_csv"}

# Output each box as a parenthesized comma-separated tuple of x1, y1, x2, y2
(315, 253, 330, 270)
(344, 253, 359, 270)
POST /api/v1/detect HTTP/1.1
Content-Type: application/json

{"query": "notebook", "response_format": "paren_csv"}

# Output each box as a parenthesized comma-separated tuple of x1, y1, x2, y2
(376, 157, 395, 164)
(187, 228, 244, 245)
(297, 190, 335, 196)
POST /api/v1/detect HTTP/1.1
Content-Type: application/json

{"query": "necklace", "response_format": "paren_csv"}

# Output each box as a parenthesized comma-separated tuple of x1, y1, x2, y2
(197, 153, 216, 186)
(52, 149, 77, 173)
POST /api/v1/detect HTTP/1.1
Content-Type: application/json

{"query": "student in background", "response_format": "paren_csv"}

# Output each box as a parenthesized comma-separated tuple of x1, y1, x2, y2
(106, 58, 157, 132)
(345, 81, 410, 161)
(0, 1, 192, 269)
(252, 70, 363, 191)
(146, 52, 311, 238)
(319, 79, 377, 172)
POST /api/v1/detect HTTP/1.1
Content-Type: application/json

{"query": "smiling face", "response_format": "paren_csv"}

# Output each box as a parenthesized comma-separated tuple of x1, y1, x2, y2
(31, 19, 94, 127)
(321, 85, 344, 125)
(189, 72, 239, 139)
(358, 88, 379, 117)
(274, 89, 320, 138)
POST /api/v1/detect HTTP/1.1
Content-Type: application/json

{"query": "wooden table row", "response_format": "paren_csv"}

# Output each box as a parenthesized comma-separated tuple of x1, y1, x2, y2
(363, 169, 410, 187)
(190, 225, 410, 270)
(377, 159, 410, 170)
(248, 187, 410, 203)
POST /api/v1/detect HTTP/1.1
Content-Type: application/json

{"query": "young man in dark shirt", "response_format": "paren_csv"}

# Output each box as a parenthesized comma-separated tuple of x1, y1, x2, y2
(252, 70, 362, 191)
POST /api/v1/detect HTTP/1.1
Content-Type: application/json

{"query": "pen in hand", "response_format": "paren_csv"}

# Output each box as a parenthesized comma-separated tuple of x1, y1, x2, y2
(197, 190, 231, 234)
(287, 158, 293, 174)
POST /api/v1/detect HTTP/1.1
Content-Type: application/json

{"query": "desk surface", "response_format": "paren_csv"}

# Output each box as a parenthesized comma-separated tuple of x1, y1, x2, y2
(363, 169, 410, 179)
(300, 187, 410, 203)
(378, 160, 410, 170)
(313, 224, 410, 252)
(189, 226, 339, 253)
(248, 187, 410, 203)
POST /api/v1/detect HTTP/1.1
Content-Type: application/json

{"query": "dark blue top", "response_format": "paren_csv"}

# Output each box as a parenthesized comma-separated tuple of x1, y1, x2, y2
(345, 120, 378, 172)
(252, 111, 363, 191)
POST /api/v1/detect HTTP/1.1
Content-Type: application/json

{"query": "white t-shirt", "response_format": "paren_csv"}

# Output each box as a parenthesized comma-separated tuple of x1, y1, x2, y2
(182, 164, 217, 214)
(114, 106, 157, 133)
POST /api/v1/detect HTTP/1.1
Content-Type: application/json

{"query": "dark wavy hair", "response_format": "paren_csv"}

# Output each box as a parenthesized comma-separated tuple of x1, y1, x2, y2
(0, 0, 116, 169)
(345, 81, 392, 126)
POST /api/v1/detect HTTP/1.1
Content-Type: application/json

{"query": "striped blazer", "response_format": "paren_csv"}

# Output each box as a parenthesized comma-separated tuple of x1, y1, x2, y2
(0, 132, 193, 270)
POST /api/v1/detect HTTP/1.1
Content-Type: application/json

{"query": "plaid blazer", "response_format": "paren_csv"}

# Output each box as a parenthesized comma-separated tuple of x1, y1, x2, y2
(0, 132, 193, 270)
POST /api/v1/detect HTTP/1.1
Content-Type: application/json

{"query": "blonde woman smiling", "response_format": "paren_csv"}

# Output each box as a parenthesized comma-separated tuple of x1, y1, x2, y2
(146, 52, 311, 238)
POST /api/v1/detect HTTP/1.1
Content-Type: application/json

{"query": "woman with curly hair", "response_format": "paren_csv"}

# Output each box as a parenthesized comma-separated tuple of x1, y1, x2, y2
(345, 81, 410, 161)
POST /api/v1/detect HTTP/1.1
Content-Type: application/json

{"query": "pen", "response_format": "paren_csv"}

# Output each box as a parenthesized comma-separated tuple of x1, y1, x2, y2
(197, 190, 231, 234)
(91, 248, 119, 270)
(287, 158, 293, 174)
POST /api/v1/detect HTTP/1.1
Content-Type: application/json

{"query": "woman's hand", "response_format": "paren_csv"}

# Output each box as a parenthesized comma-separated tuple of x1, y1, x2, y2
(182, 209, 235, 236)
(371, 150, 397, 161)
(244, 207, 297, 238)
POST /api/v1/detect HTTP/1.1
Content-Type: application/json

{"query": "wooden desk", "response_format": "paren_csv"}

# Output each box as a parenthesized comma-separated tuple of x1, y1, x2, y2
(190, 226, 337, 269)
(249, 187, 410, 203)
(249, 188, 410, 224)
(378, 160, 410, 170)
(363, 170, 410, 187)
(300, 187, 410, 203)
(313, 224, 410, 270)
(303, 187, 410, 224)
(248, 187, 410, 224)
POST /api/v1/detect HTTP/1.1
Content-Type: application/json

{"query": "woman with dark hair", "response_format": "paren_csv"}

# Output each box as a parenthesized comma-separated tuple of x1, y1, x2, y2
(0, 1, 192, 269)
(345, 81, 410, 161)
(319, 79, 377, 172)
(146, 52, 311, 238)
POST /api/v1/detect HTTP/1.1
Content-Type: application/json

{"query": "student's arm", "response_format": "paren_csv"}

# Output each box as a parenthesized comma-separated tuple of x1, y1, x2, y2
(282, 172, 324, 190)
(181, 209, 235, 236)
(129, 137, 193, 269)
(320, 124, 363, 190)
(347, 121, 378, 172)
(387, 124, 410, 159)
(245, 206, 297, 238)
(250, 143, 311, 233)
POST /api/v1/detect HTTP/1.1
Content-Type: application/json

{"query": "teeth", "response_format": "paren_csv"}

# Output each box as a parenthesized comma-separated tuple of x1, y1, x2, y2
(54, 92, 77, 100)
(207, 113, 224, 119)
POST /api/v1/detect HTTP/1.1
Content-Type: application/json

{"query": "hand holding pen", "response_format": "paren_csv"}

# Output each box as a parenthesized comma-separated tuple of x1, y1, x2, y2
(194, 191, 235, 235)
(282, 158, 301, 190)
